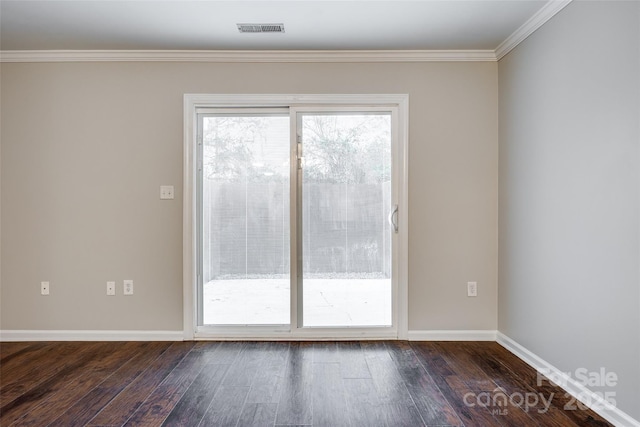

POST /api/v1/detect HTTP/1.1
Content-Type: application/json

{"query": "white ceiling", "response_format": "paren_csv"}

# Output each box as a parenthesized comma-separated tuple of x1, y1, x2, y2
(0, 1, 548, 51)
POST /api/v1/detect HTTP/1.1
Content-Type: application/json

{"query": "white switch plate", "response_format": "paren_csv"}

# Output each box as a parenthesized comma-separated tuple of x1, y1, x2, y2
(467, 281, 477, 297)
(124, 279, 134, 295)
(160, 185, 174, 200)
(107, 281, 116, 296)
(41, 281, 50, 295)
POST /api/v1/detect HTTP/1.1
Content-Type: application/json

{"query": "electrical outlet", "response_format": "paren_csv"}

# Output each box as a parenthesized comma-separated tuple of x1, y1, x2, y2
(160, 185, 174, 200)
(41, 281, 50, 295)
(467, 281, 477, 297)
(124, 279, 134, 295)
(107, 281, 116, 296)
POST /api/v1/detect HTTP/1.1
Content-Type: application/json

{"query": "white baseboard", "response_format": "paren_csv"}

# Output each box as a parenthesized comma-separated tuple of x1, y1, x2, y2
(407, 329, 497, 341)
(497, 332, 640, 427)
(2, 329, 495, 342)
(0, 330, 184, 342)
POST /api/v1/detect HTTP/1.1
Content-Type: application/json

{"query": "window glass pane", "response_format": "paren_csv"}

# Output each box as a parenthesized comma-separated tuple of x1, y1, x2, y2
(202, 115, 290, 325)
(301, 113, 392, 327)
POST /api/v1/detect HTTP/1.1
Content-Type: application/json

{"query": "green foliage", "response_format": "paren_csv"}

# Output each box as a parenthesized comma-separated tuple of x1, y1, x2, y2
(203, 116, 289, 183)
(202, 114, 391, 184)
(302, 114, 391, 184)
(203, 116, 263, 181)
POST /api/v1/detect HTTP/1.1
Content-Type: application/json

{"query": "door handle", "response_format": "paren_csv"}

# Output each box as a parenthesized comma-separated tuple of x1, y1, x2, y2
(388, 204, 399, 233)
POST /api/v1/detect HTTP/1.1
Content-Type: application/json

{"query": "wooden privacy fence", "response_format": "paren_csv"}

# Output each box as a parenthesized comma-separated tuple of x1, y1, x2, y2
(202, 181, 392, 282)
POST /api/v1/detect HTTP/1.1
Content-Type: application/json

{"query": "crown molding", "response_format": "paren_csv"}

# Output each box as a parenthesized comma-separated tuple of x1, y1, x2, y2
(0, 49, 497, 63)
(496, 0, 572, 60)
(0, 1, 575, 65)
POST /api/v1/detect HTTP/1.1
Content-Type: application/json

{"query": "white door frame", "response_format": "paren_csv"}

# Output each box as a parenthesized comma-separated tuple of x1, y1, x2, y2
(183, 94, 409, 340)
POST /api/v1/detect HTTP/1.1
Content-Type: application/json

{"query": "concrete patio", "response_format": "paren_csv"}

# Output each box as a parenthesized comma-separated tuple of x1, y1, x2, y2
(203, 278, 391, 327)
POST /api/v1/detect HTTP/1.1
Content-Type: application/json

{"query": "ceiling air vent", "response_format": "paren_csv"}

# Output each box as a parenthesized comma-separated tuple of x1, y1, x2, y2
(237, 23, 285, 33)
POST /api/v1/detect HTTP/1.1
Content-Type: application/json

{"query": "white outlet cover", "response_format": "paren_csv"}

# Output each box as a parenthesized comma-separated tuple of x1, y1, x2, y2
(41, 281, 50, 295)
(107, 281, 116, 296)
(124, 279, 134, 295)
(160, 185, 174, 200)
(467, 281, 478, 297)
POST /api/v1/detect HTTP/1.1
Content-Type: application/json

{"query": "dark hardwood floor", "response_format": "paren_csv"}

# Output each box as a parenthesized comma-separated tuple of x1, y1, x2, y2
(0, 340, 612, 426)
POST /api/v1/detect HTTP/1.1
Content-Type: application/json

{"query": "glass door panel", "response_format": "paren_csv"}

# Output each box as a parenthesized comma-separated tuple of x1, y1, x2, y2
(200, 113, 290, 325)
(300, 113, 392, 327)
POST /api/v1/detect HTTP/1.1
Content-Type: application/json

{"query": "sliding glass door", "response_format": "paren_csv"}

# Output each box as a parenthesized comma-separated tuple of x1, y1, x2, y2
(194, 100, 403, 337)
(299, 112, 392, 327)
(199, 111, 290, 325)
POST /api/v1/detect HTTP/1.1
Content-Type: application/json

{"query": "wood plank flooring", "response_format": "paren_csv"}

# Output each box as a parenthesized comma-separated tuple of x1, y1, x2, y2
(0, 341, 612, 426)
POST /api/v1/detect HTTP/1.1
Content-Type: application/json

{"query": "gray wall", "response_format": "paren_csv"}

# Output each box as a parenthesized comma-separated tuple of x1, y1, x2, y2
(0, 61, 498, 331)
(498, 0, 640, 420)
